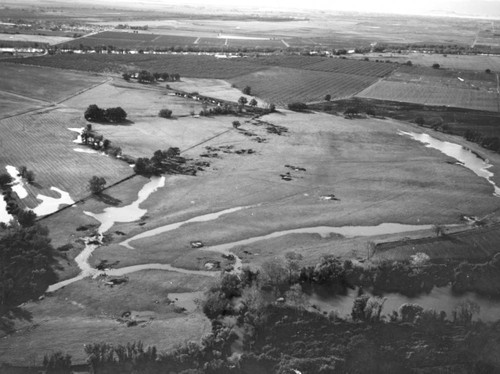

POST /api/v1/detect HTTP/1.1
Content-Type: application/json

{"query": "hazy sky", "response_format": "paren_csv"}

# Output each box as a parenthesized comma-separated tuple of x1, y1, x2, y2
(100, 0, 500, 17)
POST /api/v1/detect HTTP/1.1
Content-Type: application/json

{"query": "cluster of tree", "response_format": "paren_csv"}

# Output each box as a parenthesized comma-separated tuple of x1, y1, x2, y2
(0, 223, 57, 315)
(133, 148, 194, 177)
(453, 253, 500, 296)
(88, 176, 107, 195)
(122, 70, 181, 83)
(84, 104, 127, 123)
(158, 108, 173, 119)
(80, 124, 123, 158)
(464, 129, 500, 153)
(0, 171, 37, 228)
(199, 103, 237, 116)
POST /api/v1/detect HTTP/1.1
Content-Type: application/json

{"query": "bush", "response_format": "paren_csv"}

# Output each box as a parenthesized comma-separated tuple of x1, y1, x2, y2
(243, 86, 252, 95)
(415, 116, 426, 125)
(159, 109, 173, 118)
(288, 102, 308, 112)
(432, 63, 440, 69)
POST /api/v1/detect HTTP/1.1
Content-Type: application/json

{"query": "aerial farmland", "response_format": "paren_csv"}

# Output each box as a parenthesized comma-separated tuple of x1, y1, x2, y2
(2, 1, 500, 373)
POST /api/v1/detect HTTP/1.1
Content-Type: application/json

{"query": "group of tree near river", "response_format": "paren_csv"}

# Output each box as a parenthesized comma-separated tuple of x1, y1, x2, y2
(33, 261, 500, 374)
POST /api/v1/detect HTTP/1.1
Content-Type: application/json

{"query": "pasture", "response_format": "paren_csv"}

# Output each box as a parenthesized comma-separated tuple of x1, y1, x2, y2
(356, 80, 500, 112)
(229, 67, 379, 104)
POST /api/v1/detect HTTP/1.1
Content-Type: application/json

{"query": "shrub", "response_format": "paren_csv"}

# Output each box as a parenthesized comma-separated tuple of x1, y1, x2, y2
(159, 109, 173, 118)
(288, 102, 308, 112)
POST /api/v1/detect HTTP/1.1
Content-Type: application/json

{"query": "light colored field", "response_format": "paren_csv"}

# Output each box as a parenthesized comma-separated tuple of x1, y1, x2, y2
(168, 77, 267, 106)
(355, 53, 500, 72)
(0, 62, 106, 102)
(0, 271, 212, 365)
(0, 33, 73, 45)
(356, 80, 500, 112)
(229, 67, 378, 105)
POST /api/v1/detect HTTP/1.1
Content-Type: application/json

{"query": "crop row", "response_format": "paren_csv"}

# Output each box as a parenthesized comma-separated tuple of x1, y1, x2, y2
(0, 112, 133, 202)
(230, 67, 378, 105)
(356, 80, 500, 112)
(12, 54, 266, 79)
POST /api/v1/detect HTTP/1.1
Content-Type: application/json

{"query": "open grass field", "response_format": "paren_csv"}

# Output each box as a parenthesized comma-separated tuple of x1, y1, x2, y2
(85, 112, 500, 274)
(10, 54, 267, 78)
(356, 80, 500, 112)
(0, 62, 107, 102)
(229, 67, 379, 104)
(0, 270, 212, 365)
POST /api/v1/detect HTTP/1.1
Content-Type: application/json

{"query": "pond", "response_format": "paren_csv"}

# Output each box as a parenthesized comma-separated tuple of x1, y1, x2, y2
(308, 285, 500, 322)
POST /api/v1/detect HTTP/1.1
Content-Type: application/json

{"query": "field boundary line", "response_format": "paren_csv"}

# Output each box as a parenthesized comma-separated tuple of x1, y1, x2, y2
(56, 77, 112, 105)
(180, 129, 233, 154)
(0, 88, 51, 104)
(36, 173, 138, 222)
(0, 103, 55, 121)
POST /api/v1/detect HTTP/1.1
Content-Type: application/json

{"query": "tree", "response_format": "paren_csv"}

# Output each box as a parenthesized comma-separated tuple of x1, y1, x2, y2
(159, 109, 173, 118)
(288, 102, 307, 112)
(485, 69, 492, 74)
(137, 70, 154, 83)
(415, 116, 426, 125)
(84, 104, 106, 122)
(324, 94, 331, 101)
(453, 299, 480, 325)
(219, 273, 241, 299)
(260, 258, 288, 296)
(202, 290, 231, 319)
(249, 98, 258, 107)
(238, 96, 248, 107)
(432, 63, 440, 69)
(0, 224, 57, 313)
(25, 170, 35, 184)
(43, 351, 72, 374)
(0, 173, 13, 190)
(399, 303, 424, 323)
(284, 283, 307, 309)
(284, 251, 303, 284)
(269, 103, 276, 112)
(17, 210, 37, 227)
(122, 72, 131, 81)
(88, 176, 106, 195)
(104, 107, 127, 122)
(232, 121, 241, 129)
(243, 86, 252, 95)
